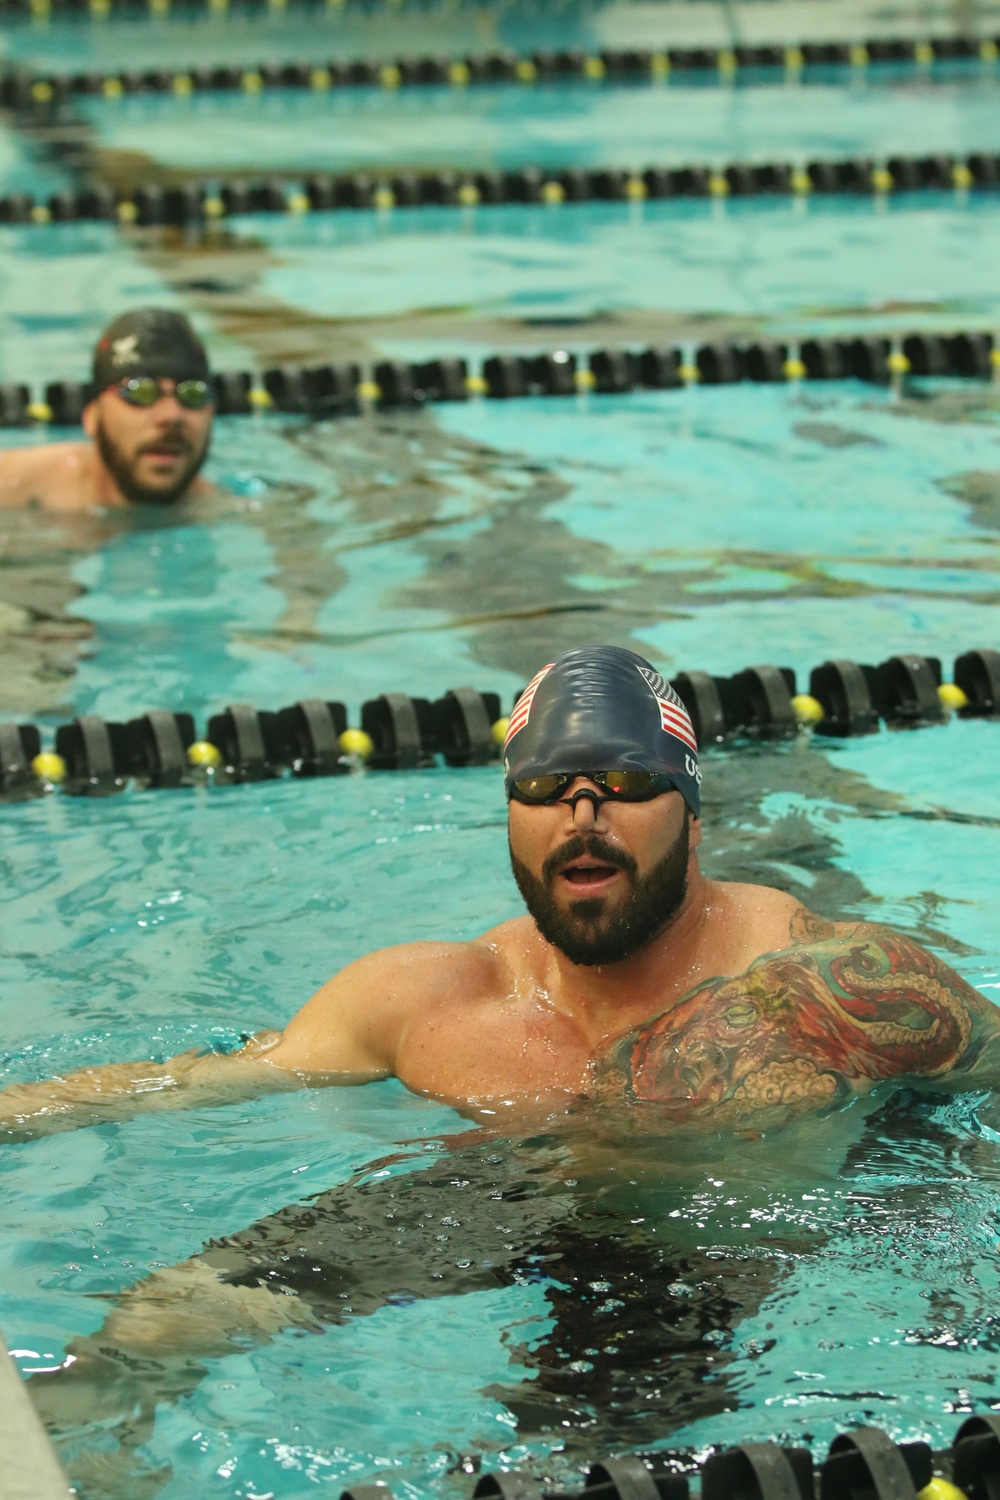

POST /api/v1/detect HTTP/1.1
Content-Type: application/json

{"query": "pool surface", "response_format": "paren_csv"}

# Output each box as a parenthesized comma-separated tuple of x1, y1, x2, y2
(72, 70, 1000, 180)
(3, 6, 1000, 1496)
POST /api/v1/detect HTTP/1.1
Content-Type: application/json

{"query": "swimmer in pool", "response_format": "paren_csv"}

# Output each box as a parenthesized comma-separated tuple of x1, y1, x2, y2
(0, 307, 217, 513)
(3, 643, 999, 1136)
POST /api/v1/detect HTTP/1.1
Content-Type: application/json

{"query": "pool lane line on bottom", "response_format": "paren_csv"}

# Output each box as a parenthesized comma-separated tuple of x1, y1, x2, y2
(2, 651, 998, 802)
(5, 329, 998, 428)
(0, 1331, 71, 1499)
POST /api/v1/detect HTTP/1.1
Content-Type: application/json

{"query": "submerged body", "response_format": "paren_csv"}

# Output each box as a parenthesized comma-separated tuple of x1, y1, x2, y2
(27, 1115, 813, 1457)
(25, 1085, 982, 1489)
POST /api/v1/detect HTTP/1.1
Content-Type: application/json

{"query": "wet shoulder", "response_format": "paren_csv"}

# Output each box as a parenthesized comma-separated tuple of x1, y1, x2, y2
(0, 440, 91, 509)
(593, 915, 983, 1117)
(353, 936, 505, 1003)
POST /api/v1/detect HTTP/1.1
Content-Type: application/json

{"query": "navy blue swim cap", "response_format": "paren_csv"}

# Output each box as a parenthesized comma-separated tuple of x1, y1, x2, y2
(503, 645, 702, 815)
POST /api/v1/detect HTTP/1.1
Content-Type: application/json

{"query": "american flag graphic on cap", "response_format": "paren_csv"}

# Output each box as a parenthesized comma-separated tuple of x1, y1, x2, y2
(504, 663, 555, 750)
(636, 666, 698, 755)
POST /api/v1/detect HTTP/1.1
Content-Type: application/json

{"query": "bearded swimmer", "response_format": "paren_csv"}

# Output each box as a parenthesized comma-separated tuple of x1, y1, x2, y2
(2, 643, 999, 1138)
(0, 308, 217, 513)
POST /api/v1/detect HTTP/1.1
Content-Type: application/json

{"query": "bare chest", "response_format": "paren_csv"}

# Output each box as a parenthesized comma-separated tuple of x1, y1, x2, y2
(395, 1000, 594, 1104)
(394, 937, 970, 1116)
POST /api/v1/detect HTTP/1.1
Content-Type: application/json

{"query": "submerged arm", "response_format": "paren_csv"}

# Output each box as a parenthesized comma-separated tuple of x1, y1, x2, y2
(0, 1033, 310, 1142)
(0, 942, 443, 1141)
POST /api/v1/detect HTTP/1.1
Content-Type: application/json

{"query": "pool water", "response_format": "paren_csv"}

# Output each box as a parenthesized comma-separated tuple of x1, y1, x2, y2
(3, 192, 1000, 395)
(2, 10, 1000, 1497)
(70, 68, 1000, 179)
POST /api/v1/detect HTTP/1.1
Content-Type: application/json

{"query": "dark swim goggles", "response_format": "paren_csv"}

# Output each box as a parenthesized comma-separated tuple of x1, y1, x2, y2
(113, 376, 212, 410)
(509, 769, 677, 805)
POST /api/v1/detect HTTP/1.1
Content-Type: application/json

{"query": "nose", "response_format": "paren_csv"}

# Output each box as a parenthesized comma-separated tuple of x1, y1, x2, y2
(570, 795, 597, 831)
(154, 396, 187, 423)
(558, 779, 606, 831)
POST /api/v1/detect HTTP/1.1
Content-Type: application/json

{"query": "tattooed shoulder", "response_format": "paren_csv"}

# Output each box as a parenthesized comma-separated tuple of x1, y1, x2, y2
(593, 921, 997, 1118)
(788, 907, 838, 943)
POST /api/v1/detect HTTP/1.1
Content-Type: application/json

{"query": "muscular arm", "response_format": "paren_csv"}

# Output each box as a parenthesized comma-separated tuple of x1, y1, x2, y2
(597, 915, 1000, 1118)
(788, 915, 1000, 1083)
(0, 941, 462, 1141)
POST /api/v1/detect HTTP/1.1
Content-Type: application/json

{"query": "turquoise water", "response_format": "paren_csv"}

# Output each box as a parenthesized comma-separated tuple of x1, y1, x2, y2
(0, 125, 69, 197)
(4, 20, 1000, 1499)
(3, 380, 998, 723)
(1, 196, 975, 390)
(0, 0, 682, 73)
(75, 71, 1000, 176)
(239, 194, 1000, 343)
(0, 0, 868, 75)
(4, 378, 1000, 1496)
(4, 194, 1000, 390)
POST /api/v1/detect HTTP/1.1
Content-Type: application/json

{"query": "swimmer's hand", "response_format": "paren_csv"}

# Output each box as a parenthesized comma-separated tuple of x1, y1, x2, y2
(0, 939, 485, 1140)
(0, 1033, 312, 1141)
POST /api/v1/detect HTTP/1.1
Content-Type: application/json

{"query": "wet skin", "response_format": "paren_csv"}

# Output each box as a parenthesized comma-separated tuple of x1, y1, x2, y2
(1, 777, 999, 1142)
(8, 779, 1000, 1489)
(0, 380, 216, 512)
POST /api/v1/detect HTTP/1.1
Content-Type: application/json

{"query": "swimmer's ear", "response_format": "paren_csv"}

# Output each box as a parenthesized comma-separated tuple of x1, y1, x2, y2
(81, 398, 99, 438)
(688, 812, 702, 851)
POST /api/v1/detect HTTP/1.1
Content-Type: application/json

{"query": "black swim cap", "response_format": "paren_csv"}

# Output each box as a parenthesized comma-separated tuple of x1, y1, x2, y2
(503, 645, 702, 815)
(93, 308, 210, 391)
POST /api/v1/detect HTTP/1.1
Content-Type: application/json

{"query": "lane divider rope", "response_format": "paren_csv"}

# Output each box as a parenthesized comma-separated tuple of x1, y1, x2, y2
(1, 150, 999, 229)
(3, 33, 999, 99)
(6, 329, 998, 428)
(332, 1417, 1000, 1500)
(2, 650, 998, 800)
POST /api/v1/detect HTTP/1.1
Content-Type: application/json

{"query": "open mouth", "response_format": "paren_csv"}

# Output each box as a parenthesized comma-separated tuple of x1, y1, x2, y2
(141, 439, 190, 461)
(143, 448, 187, 463)
(560, 860, 622, 887)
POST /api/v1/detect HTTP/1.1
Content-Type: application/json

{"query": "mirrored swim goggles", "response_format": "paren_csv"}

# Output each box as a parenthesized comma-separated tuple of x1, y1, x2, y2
(112, 376, 213, 410)
(509, 769, 678, 805)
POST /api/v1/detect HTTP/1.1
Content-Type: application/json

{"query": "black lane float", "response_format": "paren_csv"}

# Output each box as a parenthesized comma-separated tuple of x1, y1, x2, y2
(4, 32, 1000, 101)
(1, 651, 998, 800)
(2, 327, 997, 429)
(338, 1412, 1000, 1500)
(0, 148, 998, 229)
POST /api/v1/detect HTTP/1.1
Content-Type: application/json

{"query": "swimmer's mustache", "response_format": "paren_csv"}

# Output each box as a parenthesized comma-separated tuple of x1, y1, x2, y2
(543, 835, 637, 883)
(138, 435, 192, 455)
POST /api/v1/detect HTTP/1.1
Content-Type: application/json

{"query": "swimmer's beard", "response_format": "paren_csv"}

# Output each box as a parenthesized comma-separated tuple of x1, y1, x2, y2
(95, 418, 208, 506)
(509, 819, 689, 967)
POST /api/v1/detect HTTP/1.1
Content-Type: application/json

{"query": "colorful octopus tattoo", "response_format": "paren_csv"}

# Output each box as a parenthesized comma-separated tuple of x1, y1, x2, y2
(594, 912, 993, 1118)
